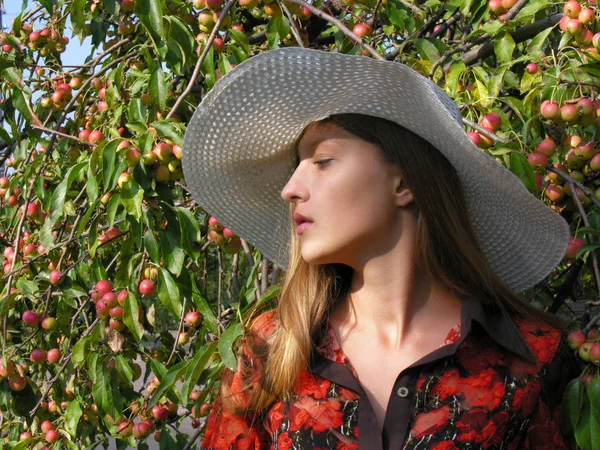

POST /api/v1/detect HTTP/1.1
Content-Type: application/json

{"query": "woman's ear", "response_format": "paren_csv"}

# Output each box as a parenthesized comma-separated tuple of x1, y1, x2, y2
(395, 178, 415, 207)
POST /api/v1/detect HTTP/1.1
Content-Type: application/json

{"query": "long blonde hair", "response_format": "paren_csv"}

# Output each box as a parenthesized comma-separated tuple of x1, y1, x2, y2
(220, 113, 567, 417)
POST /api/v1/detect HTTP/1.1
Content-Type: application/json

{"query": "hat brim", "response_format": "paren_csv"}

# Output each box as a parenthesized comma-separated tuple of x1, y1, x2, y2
(182, 47, 569, 293)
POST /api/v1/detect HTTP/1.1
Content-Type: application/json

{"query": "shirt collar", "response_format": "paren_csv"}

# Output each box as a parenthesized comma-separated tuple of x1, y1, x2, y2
(459, 293, 536, 364)
(312, 292, 537, 366)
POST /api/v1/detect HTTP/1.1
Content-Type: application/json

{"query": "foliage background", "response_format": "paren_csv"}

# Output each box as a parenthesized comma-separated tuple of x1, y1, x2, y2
(0, 0, 599, 447)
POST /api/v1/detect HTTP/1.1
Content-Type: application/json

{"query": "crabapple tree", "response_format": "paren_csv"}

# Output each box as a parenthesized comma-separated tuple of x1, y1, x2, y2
(0, 0, 598, 446)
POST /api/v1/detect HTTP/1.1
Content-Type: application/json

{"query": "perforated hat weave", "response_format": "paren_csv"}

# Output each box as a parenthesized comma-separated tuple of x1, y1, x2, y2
(182, 47, 570, 293)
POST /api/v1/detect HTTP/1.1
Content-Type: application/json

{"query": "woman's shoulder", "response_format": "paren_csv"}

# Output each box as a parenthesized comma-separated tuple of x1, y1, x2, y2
(242, 309, 279, 354)
(247, 309, 278, 338)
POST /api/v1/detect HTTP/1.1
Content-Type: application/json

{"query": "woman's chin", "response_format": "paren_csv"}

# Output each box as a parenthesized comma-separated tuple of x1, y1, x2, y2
(301, 248, 340, 266)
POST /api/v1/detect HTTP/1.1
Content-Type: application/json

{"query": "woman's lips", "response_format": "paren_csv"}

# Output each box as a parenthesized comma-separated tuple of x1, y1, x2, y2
(296, 221, 313, 234)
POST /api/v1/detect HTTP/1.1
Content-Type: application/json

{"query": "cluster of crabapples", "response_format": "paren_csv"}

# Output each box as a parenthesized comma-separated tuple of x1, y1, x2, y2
(116, 140, 184, 187)
(467, 112, 503, 149)
(193, 0, 311, 54)
(569, 328, 600, 385)
(527, 97, 600, 205)
(559, 0, 600, 52)
(91, 279, 145, 332)
(0, 23, 68, 57)
(38, 72, 83, 112)
(176, 311, 204, 346)
(0, 228, 48, 275)
(487, 0, 520, 19)
(143, 382, 212, 430)
(207, 216, 242, 254)
(0, 309, 62, 395)
(19, 419, 63, 445)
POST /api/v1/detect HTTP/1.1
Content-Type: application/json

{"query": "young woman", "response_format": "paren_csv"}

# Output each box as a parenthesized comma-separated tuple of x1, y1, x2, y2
(182, 48, 579, 449)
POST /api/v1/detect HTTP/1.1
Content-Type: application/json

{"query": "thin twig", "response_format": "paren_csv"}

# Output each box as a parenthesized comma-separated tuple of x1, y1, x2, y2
(570, 181, 600, 308)
(166, 0, 237, 119)
(261, 257, 269, 296)
(462, 14, 563, 65)
(278, 0, 306, 47)
(183, 423, 206, 450)
(462, 117, 513, 144)
(240, 239, 261, 303)
(166, 297, 187, 366)
(285, 0, 384, 60)
(547, 165, 600, 210)
(30, 318, 100, 417)
(388, 8, 445, 61)
(32, 125, 97, 148)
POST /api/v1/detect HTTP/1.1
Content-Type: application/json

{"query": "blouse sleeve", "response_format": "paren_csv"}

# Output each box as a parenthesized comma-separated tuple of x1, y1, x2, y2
(523, 332, 580, 449)
(201, 313, 276, 450)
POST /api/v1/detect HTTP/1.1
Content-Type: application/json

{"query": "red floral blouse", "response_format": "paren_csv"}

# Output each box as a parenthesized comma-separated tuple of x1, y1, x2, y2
(200, 294, 579, 449)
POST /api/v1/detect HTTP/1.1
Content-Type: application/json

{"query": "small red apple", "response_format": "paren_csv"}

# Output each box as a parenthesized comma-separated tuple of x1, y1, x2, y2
(565, 237, 586, 259)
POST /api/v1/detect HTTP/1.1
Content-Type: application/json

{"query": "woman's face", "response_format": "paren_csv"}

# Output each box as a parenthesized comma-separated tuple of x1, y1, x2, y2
(281, 122, 413, 267)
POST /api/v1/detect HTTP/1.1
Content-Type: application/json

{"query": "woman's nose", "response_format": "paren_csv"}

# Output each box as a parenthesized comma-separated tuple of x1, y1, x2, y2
(281, 169, 306, 204)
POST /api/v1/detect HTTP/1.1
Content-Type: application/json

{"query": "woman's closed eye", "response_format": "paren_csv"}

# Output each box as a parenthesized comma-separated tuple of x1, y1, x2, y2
(314, 159, 332, 168)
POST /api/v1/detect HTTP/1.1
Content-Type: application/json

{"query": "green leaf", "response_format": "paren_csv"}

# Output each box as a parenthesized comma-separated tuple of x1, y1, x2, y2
(151, 121, 184, 146)
(11, 438, 34, 450)
(100, 140, 120, 190)
(86, 165, 99, 204)
(12, 88, 36, 124)
(526, 26, 554, 56)
(488, 65, 507, 103)
(509, 152, 536, 193)
(228, 28, 250, 54)
(414, 38, 441, 62)
(159, 229, 185, 276)
(578, 64, 600, 79)
(39, 163, 87, 247)
(158, 267, 183, 319)
(93, 363, 120, 420)
(266, 18, 280, 49)
(563, 378, 584, 431)
(576, 391, 600, 450)
(115, 354, 134, 383)
(578, 227, 600, 237)
(191, 291, 219, 335)
(515, 0, 550, 20)
(219, 321, 243, 371)
(499, 96, 525, 122)
(181, 341, 218, 401)
(134, 0, 165, 42)
(144, 229, 161, 263)
(386, 0, 407, 28)
(165, 37, 185, 74)
(445, 59, 465, 95)
(176, 206, 202, 257)
(106, 192, 121, 227)
(577, 243, 600, 259)
(38, 0, 53, 14)
(72, 334, 92, 367)
(494, 32, 515, 65)
(2, 68, 22, 85)
(201, 45, 217, 90)
(147, 359, 191, 408)
(120, 180, 144, 220)
(65, 399, 83, 435)
(275, 15, 291, 41)
(149, 68, 168, 111)
(128, 98, 147, 124)
(166, 16, 195, 60)
(123, 292, 144, 341)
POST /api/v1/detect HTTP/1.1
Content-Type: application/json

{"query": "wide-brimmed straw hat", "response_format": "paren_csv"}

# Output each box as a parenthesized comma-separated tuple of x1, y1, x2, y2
(182, 46, 570, 293)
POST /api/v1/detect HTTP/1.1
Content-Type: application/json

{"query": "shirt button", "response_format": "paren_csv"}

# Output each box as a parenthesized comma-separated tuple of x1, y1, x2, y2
(397, 387, 409, 397)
